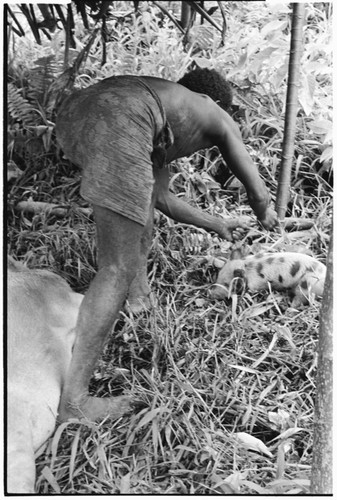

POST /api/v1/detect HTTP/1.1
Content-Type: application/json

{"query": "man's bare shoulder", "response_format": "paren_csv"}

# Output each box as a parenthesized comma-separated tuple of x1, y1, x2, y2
(142, 76, 230, 140)
(141, 75, 194, 105)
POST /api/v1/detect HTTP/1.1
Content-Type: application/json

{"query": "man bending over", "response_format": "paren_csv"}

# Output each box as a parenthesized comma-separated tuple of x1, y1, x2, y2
(56, 68, 278, 421)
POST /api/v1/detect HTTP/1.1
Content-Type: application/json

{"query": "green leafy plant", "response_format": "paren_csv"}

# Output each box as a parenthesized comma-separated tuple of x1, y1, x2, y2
(7, 52, 63, 171)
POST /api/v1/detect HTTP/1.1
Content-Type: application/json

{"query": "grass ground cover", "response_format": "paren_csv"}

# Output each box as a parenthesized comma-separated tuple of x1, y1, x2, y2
(7, 1, 332, 494)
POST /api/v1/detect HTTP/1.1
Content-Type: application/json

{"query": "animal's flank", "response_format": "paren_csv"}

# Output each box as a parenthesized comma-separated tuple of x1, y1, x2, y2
(290, 261, 301, 277)
(7, 258, 83, 493)
(256, 262, 265, 279)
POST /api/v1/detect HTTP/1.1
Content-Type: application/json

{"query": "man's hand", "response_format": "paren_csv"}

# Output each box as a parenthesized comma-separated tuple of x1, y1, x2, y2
(257, 207, 279, 231)
(218, 216, 252, 241)
(219, 208, 278, 241)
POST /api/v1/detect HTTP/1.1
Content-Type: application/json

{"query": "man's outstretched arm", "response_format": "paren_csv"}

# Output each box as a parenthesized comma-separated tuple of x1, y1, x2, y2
(154, 167, 250, 241)
(210, 111, 278, 230)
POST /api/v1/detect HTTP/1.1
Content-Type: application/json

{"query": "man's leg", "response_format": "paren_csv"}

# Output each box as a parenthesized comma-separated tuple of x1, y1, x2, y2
(58, 205, 145, 422)
(126, 209, 154, 314)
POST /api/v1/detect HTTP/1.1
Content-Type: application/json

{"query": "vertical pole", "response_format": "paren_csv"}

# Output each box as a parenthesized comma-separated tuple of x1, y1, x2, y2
(275, 3, 305, 220)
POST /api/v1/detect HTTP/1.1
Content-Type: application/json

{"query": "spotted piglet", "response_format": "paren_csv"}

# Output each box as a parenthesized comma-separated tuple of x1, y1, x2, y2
(209, 251, 326, 307)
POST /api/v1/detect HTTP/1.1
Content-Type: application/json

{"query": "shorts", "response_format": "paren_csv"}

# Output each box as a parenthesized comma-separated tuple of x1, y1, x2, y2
(56, 76, 173, 226)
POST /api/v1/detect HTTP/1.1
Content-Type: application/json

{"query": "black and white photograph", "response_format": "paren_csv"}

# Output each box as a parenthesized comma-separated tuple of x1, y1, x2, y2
(5, 1, 333, 494)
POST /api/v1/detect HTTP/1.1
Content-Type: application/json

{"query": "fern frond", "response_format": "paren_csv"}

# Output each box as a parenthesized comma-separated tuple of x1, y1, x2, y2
(7, 83, 40, 126)
(27, 55, 59, 108)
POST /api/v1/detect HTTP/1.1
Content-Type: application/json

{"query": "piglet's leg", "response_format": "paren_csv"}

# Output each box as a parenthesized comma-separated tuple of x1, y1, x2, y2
(291, 281, 310, 308)
(292, 270, 325, 308)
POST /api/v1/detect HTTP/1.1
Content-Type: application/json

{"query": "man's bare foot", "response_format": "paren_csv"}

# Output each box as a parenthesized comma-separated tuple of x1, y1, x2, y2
(58, 395, 133, 423)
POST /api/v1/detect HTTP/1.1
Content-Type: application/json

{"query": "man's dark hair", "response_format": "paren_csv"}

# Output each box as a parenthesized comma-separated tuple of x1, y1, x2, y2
(177, 68, 233, 111)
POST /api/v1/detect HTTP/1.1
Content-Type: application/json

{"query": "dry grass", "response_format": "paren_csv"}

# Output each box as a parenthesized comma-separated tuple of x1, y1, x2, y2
(8, 154, 331, 494)
(7, 1, 332, 494)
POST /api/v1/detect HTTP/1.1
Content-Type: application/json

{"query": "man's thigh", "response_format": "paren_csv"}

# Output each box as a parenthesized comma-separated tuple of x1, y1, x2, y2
(93, 205, 147, 271)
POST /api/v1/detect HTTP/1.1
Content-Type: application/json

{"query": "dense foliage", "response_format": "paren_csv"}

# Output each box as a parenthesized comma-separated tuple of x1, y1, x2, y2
(7, 1, 332, 494)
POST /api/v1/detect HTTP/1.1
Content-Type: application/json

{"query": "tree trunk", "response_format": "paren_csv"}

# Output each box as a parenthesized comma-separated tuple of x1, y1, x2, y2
(310, 228, 333, 493)
(275, 3, 305, 220)
(180, 2, 193, 29)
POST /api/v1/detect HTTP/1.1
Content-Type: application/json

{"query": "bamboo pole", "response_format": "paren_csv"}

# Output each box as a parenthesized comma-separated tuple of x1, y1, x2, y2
(275, 3, 306, 221)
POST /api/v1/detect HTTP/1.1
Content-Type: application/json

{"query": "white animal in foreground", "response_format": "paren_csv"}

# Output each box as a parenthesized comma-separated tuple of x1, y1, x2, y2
(209, 251, 326, 307)
(7, 257, 83, 493)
